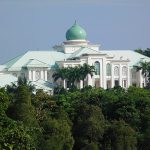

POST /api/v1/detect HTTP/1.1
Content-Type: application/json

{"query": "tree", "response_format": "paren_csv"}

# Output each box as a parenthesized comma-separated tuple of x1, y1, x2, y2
(135, 48, 143, 55)
(0, 87, 35, 149)
(52, 64, 95, 89)
(81, 142, 99, 150)
(40, 109, 74, 150)
(73, 103, 105, 150)
(79, 63, 95, 88)
(52, 67, 68, 88)
(135, 48, 150, 57)
(0, 119, 35, 150)
(7, 85, 41, 148)
(103, 120, 137, 150)
(134, 61, 150, 86)
(7, 76, 35, 94)
(138, 107, 150, 150)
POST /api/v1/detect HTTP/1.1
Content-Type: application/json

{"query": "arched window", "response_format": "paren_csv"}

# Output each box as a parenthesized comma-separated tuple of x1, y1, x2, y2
(35, 71, 41, 80)
(94, 61, 100, 75)
(122, 66, 127, 76)
(106, 63, 111, 76)
(114, 66, 119, 76)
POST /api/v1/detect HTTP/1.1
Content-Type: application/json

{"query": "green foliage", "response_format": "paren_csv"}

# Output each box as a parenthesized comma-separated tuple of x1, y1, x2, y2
(0, 88, 9, 114)
(2, 83, 150, 149)
(81, 142, 99, 150)
(0, 118, 35, 150)
(7, 85, 38, 127)
(135, 48, 150, 57)
(52, 63, 95, 89)
(103, 120, 137, 150)
(40, 110, 74, 150)
(73, 103, 105, 150)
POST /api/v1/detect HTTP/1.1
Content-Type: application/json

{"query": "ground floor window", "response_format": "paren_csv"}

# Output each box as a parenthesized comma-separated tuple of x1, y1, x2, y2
(95, 79, 100, 88)
(132, 83, 137, 87)
(114, 80, 119, 86)
(122, 80, 127, 88)
(107, 80, 111, 89)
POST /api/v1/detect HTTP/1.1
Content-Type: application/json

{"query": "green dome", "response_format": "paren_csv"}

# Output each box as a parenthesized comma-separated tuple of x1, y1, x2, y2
(66, 21, 87, 40)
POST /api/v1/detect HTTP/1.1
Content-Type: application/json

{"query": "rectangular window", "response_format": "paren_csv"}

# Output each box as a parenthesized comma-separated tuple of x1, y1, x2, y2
(114, 80, 119, 86)
(123, 80, 127, 88)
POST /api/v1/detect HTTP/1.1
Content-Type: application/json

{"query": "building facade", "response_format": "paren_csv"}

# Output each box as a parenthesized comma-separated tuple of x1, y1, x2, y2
(0, 21, 150, 93)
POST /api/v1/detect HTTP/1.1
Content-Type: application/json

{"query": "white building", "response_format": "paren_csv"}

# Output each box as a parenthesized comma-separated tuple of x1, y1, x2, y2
(0, 21, 150, 93)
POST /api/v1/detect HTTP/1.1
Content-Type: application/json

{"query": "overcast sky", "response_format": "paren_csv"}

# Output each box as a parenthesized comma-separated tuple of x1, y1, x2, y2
(0, 0, 150, 63)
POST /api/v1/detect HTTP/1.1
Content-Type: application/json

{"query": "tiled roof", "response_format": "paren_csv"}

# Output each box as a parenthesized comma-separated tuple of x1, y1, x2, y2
(3, 50, 70, 71)
(68, 47, 106, 59)
(24, 59, 49, 68)
(0, 74, 17, 87)
(103, 50, 150, 66)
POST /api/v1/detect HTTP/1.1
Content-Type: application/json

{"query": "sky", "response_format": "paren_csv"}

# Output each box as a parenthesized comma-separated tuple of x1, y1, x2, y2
(0, 0, 150, 64)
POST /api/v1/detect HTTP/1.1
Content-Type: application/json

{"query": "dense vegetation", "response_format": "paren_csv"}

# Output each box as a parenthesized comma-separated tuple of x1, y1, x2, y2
(1, 78, 150, 150)
(135, 48, 150, 57)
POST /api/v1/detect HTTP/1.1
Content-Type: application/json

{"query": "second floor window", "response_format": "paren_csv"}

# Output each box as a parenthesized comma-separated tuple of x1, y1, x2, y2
(114, 66, 119, 76)
(94, 61, 100, 75)
(106, 63, 111, 76)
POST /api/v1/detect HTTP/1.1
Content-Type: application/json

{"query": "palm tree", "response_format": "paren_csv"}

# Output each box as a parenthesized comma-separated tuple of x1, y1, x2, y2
(52, 64, 95, 89)
(134, 61, 150, 87)
(79, 63, 95, 88)
(52, 67, 68, 88)
(67, 66, 80, 88)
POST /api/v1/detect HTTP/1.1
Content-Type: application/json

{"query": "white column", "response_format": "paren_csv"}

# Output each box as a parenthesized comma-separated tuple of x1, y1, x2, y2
(100, 61, 103, 88)
(127, 67, 130, 88)
(44, 70, 47, 81)
(63, 80, 66, 89)
(41, 70, 44, 80)
(33, 70, 36, 81)
(103, 58, 107, 89)
(92, 77, 95, 88)
(88, 74, 92, 86)
(80, 80, 83, 89)
(119, 64, 122, 87)
(87, 57, 92, 86)
(139, 70, 143, 88)
(29, 70, 32, 80)
(111, 65, 114, 88)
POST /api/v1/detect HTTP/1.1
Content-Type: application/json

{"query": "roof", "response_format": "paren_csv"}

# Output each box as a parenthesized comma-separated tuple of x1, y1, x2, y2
(68, 47, 106, 59)
(32, 79, 55, 91)
(0, 73, 55, 92)
(0, 74, 17, 87)
(103, 50, 150, 66)
(3, 51, 70, 71)
(0, 65, 6, 71)
(24, 59, 49, 68)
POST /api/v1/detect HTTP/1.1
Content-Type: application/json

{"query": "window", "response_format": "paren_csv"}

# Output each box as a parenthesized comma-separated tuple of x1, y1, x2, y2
(122, 66, 127, 76)
(106, 63, 111, 76)
(94, 61, 100, 75)
(107, 80, 111, 89)
(115, 80, 119, 86)
(114, 66, 119, 76)
(122, 80, 127, 88)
